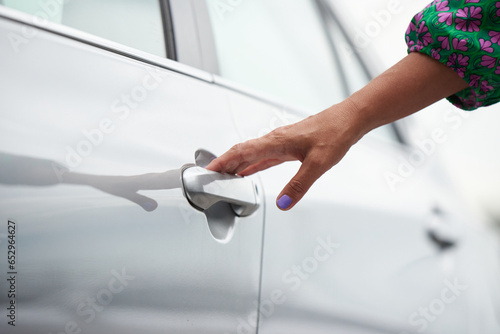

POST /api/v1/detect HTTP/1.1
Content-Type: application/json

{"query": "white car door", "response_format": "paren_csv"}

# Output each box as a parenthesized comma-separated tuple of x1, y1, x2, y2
(201, 0, 477, 333)
(0, 3, 264, 334)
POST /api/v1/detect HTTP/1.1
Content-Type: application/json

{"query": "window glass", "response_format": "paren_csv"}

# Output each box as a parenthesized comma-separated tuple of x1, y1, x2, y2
(206, 0, 346, 112)
(323, 8, 399, 143)
(325, 14, 371, 96)
(1, 0, 166, 57)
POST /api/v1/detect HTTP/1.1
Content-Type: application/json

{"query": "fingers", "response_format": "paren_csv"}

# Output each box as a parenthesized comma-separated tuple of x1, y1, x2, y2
(276, 155, 328, 211)
(206, 133, 290, 174)
(238, 159, 284, 176)
(205, 142, 250, 173)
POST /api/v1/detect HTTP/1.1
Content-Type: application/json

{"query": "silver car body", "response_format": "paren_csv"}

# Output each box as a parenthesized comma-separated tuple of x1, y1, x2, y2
(0, 1, 499, 334)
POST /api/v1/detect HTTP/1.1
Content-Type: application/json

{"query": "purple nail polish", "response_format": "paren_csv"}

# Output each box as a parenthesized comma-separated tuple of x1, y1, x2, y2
(277, 195, 292, 210)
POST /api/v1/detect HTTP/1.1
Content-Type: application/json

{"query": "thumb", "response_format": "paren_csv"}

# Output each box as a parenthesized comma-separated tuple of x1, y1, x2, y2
(276, 158, 325, 211)
(123, 192, 158, 212)
(108, 189, 158, 212)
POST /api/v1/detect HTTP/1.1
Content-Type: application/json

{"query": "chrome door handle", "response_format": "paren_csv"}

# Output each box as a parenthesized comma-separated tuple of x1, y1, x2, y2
(181, 165, 260, 217)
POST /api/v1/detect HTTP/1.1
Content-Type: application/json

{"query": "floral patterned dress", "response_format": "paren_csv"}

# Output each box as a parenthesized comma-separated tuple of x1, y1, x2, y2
(406, 0, 500, 110)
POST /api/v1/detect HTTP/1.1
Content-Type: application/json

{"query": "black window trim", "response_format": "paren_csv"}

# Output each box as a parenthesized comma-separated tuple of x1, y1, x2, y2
(160, 0, 177, 60)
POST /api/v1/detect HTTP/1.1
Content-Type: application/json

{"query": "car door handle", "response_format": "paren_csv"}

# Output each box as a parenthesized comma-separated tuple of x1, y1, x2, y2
(181, 165, 260, 217)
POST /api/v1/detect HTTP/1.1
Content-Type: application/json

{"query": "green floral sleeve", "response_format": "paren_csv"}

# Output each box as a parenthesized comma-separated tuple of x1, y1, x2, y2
(406, 0, 500, 110)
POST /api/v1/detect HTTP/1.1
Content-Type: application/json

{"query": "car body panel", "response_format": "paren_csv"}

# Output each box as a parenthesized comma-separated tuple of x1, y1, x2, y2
(0, 1, 499, 334)
(0, 15, 264, 334)
(222, 88, 477, 333)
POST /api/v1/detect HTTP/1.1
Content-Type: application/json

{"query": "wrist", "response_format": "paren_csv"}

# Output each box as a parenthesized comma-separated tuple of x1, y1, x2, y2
(324, 98, 372, 146)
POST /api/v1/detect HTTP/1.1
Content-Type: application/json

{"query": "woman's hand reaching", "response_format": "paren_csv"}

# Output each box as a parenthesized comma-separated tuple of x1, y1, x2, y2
(206, 100, 367, 210)
(207, 53, 469, 211)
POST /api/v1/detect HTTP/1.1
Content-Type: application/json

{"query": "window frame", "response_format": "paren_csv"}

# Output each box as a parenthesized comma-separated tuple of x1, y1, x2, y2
(168, 0, 219, 74)
(316, 0, 407, 145)
(0, 2, 212, 82)
(172, 0, 408, 145)
(160, 0, 177, 60)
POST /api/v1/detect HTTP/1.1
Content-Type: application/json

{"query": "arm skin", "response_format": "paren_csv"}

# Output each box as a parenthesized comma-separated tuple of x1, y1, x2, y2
(206, 53, 469, 210)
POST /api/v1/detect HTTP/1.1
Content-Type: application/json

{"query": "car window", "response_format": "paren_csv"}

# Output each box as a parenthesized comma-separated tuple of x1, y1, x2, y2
(320, 2, 400, 143)
(1, 0, 166, 57)
(323, 11, 370, 97)
(205, 0, 346, 112)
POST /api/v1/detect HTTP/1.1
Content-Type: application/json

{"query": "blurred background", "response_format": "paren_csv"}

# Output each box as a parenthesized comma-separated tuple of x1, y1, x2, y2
(338, 0, 500, 231)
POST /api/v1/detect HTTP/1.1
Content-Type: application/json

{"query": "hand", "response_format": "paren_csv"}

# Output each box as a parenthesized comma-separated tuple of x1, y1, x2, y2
(206, 53, 470, 211)
(206, 101, 366, 210)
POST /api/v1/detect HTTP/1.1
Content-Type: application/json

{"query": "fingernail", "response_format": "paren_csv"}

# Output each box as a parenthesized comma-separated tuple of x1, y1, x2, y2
(277, 195, 292, 210)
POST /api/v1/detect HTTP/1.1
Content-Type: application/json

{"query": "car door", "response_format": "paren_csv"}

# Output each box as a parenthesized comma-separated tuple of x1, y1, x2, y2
(0, 2, 264, 334)
(199, 0, 475, 333)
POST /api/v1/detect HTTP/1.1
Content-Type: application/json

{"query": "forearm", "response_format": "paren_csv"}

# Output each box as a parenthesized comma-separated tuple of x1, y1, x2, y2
(206, 53, 470, 210)
(340, 52, 469, 140)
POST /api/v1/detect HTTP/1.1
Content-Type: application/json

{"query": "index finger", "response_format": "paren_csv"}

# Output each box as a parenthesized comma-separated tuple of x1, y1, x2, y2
(205, 135, 284, 174)
(205, 142, 254, 174)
